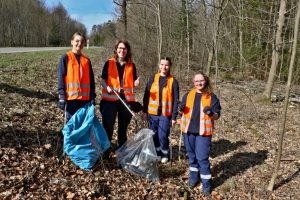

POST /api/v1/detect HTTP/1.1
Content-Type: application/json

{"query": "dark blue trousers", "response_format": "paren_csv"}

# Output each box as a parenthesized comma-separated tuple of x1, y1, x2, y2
(66, 100, 90, 121)
(148, 114, 171, 158)
(184, 132, 212, 193)
(100, 100, 132, 147)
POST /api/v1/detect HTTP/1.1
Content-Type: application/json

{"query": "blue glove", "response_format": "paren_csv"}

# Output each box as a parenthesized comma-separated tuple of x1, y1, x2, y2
(58, 99, 65, 110)
(203, 106, 214, 117)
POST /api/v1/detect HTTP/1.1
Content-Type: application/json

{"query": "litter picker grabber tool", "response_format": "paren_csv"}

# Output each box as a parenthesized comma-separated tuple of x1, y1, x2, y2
(177, 119, 183, 162)
(178, 128, 183, 162)
(108, 86, 136, 119)
(57, 104, 67, 164)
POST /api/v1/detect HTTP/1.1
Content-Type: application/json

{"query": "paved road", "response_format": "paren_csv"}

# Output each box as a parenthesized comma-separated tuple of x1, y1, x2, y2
(0, 47, 72, 54)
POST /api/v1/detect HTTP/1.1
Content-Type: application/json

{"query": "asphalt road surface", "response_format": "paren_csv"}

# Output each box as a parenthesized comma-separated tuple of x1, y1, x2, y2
(0, 47, 72, 54)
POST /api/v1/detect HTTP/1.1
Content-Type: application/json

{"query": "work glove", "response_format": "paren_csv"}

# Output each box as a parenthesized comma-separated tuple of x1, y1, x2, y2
(203, 106, 214, 117)
(58, 99, 65, 110)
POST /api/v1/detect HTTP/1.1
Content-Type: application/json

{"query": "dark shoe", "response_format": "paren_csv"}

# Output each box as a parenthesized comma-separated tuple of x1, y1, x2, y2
(188, 182, 198, 189)
(202, 190, 211, 197)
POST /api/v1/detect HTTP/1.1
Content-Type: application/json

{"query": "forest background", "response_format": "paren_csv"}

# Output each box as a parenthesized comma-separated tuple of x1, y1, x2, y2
(0, 0, 299, 199)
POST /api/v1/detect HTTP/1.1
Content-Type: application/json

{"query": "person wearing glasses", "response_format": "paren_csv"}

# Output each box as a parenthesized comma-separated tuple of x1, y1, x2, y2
(100, 40, 140, 157)
(179, 72, 221, 196)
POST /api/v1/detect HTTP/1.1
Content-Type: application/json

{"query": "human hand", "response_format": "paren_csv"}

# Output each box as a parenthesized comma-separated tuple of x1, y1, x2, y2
(134, 77, 140, 87)
(106, 86, 112, 93)
(58, 99, 65, 110)
(171, 120, 176, 127)
(203, 106, 214, 117)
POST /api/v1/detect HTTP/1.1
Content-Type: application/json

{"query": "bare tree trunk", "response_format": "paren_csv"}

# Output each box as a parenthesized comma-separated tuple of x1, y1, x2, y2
(113, 0, 127, 39)
(267, 0, 300, 191)
(206, 50, 213, 75)
(157, 0, 162, 64)
(263, 0, 286, 98)
(122, 0, 127, 39)
(264, 0, 275, 79)
(186, 0, 190, 79)
(239, 0, 244, 70)
(206, 0, 229, 77)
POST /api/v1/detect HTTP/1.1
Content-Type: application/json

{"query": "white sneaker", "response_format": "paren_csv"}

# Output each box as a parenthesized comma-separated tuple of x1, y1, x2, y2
(161, 157, 169, 163)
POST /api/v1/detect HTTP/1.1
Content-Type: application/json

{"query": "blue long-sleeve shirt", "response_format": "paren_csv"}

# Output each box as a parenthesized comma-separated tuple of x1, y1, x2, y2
(143, 74, 180, 120)
(181, 92, 221, 133)
(57, 52, 96, 100)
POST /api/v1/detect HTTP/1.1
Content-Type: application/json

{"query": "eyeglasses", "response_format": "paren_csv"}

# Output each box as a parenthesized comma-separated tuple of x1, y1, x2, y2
(194, 80, 205, 83)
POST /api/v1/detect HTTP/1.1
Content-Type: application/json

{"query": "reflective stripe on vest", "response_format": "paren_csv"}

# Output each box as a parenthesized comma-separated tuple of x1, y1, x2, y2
(180, 89, 214, 136)
(148, 73, 174, 116)
(65, 51, 90, 100)
(101, 58, 136, 102)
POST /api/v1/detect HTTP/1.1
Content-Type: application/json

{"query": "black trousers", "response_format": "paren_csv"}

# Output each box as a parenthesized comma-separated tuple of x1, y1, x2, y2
(100, 100, 132, 147)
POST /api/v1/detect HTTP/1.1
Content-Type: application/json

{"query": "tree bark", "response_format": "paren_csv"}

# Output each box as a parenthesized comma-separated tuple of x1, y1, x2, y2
(157, 0, 162, 64)
(186, 0, 190, 79)
(267, 0, 300, 191)
(263, 0, 286, 98)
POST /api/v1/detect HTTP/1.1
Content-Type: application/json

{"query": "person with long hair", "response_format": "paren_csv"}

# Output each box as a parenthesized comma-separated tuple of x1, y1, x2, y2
(179, 72, 221, 196)
(143, 57, 180, 163)
(57, 32, 95, 121)
(100, 40, 139, 154)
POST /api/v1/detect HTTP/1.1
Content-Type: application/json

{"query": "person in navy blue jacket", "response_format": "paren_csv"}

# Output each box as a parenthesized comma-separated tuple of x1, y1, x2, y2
(143, 57, 180, 163)
(57, 32, 95, 121)
(179, 72, 221, 196)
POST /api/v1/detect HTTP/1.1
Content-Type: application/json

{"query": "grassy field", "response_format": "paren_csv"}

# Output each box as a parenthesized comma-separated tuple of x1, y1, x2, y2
(0, 49, 299, 199)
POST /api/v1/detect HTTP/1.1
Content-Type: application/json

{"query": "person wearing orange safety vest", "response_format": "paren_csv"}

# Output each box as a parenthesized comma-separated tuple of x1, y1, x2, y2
(179, 72, 221, 196)
(143, 57, 180, 163)
(57, 32, 95, 121)
(100, 40, 140, 155)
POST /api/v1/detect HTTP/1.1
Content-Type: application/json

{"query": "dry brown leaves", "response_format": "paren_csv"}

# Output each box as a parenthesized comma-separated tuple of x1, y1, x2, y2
(0, 51, 299, 199)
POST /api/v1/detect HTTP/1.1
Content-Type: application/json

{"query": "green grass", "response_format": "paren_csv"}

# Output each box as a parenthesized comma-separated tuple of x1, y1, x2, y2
(0, 48, 105, 91)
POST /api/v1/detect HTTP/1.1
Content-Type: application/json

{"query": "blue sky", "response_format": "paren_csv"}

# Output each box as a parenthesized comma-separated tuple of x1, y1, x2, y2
(44, 0, 115, 34)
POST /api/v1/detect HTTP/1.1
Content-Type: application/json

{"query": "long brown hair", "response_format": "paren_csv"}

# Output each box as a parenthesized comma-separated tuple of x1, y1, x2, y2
(160, 56, 172, 76)
(113, 40, 132, 63)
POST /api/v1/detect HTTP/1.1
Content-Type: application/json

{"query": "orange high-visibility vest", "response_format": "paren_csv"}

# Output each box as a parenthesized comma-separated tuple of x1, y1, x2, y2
(64, 51, 90, 100)
(101, 58, 135, 102)
(181, 89, 214, 136)
(148, 73, 174, 116)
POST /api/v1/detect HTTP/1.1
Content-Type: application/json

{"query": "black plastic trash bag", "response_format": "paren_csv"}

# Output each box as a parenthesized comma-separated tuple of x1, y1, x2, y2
(116, 128, 160, 181)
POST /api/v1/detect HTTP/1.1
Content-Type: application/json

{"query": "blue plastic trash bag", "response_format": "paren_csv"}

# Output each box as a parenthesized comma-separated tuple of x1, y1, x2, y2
(62, 104, 110, 170)
(116, 128, 160, 181)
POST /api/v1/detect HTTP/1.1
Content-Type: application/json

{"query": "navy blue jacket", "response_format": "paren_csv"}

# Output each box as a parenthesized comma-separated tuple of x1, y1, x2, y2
(143, 74, 180, 121)
(57, 53, 96, 100)
(181, 92, 221, 133)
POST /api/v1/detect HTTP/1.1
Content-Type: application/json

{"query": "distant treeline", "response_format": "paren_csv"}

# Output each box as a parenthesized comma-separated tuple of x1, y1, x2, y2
(89, 0, 300, 85)
(0, 0, 86, 47)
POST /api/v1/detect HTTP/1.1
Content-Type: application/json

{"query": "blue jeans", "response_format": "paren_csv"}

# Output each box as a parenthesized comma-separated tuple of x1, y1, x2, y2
(148, 114, 171, 158)
(184, 132, 212, 192)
